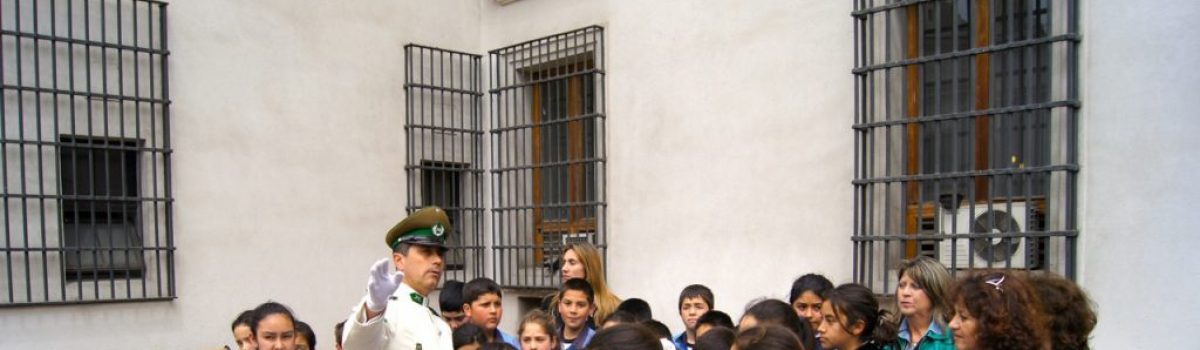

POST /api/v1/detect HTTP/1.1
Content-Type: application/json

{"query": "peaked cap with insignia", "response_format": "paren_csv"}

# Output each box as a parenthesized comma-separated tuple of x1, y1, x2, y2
(386, 206, 451, 250)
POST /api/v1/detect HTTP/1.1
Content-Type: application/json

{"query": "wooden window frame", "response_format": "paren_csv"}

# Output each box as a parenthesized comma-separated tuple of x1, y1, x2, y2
(902, 0, 1050, 259)
(530, 62, 597, 263)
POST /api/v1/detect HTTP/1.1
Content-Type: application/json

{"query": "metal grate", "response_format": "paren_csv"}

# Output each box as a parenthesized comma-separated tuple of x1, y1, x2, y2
(852, 0, 1079, 294)
(404, 44, 485, 284)
(489, 26, 606, 289)
(0, 0, 172, 306)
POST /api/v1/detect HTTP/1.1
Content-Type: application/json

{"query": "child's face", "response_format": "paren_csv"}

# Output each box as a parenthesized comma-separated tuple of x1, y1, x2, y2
(816, 301, 860, 350)
(295, 335, 311, 350)
(442, 309, 467, 330)
(679, 297, 711, 331)
(521, 323, 557, 350)
(232, 324, 253, 350)
(558, 290, 594, 330)
(792, 291, 825, 331)
(465, 292, 503, 331)
(253, 314, 296, 350)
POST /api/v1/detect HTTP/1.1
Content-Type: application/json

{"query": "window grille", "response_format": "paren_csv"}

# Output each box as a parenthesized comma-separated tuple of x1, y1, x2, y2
(852, 0, 1079, 294)
(489, 26, 606, 289)
(0, 0, 172, 306)
(404, 44, 485, 284)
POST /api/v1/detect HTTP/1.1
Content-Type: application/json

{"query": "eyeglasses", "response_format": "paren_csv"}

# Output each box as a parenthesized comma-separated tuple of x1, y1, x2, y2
(985, 275, 1006, 292)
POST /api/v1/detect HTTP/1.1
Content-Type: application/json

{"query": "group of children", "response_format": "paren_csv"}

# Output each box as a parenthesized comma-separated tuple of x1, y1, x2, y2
(229, 302, 322, 350)
(226, 244, 1097, 350)
(444, 277, 602, 350)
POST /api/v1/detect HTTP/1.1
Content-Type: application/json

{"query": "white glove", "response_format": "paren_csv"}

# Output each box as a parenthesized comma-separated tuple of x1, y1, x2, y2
(366, 258, 405, 312)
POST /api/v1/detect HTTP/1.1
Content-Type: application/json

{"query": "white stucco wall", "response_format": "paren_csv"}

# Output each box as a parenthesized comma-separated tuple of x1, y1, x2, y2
(605, 0, 856, 334)
(0, 0, 482, 348)
(1, 0, 1197, 348)
(1079, 1, 1200, 348)
(481, 0, 855, 335)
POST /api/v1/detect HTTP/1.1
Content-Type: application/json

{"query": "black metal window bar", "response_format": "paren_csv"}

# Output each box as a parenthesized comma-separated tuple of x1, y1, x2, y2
(490, 26, 606, 289)
(404, 44, 485, 284)
(852, 0, 1079, 294)
(0, 0, 172, 306)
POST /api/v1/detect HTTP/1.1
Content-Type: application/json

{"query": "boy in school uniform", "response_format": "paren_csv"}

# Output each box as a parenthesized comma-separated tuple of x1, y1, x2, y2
(673, 284, 714, 350)
(462, 277, 520, 348)
(558, 278, 598, 350)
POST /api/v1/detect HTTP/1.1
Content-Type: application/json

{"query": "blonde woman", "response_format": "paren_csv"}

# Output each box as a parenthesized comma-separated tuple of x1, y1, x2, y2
(543, 243, 622, 326)
(890, 257, 954, 350)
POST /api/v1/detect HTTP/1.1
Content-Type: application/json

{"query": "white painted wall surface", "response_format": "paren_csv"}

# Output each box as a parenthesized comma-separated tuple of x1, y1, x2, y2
(0, 0, 1195, 348)
(1080, 0, 1200, 348)
(605, 0, 856, 335)
(0, 0, 482, 348)
(481, 0, 856, 336)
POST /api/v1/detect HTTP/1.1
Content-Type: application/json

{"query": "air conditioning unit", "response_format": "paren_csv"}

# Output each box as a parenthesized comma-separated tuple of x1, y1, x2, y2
(562, 232, 592, 245)
(938, 202, 1044, 269)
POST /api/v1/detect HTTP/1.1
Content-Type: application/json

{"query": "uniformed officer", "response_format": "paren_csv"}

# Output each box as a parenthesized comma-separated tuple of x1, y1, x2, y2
(343, 207, 454, 350)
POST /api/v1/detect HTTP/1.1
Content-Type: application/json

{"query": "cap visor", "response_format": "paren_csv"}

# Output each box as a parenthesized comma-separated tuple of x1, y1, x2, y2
(405, 240, 449, 252)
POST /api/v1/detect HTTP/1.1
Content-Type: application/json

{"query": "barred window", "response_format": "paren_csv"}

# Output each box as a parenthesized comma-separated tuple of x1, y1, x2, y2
(403, 44, 485, 283)
(60, 136, 143, 281)
(1, 0, 173, 306)
(490, 26, 606, 289)
(852, 0, 1079, 293)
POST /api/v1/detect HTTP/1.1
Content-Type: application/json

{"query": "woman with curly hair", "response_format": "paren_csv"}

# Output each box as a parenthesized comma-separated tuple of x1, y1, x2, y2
(1028, 274, 1097, 350)
(948, 272, 1048, 350)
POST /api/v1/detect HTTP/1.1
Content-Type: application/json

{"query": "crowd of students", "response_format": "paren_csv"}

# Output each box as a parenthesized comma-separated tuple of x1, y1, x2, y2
(229, 302, 320, 350)
(223, 208, 1097, 350)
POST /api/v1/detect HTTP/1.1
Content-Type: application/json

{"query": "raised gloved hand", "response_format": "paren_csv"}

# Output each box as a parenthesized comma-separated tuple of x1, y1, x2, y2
(366, 258, 405, 312)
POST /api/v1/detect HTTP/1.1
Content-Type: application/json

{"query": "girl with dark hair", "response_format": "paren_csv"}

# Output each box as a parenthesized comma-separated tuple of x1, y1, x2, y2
(739, 299, 816, 350)
(295, 320, 317, 350)
(250, 301, 298, 350)
(586, 323, 663, 350)
(791, 274, 835, 350)
(948, 272, 1047, 350)
(230, 310, 255, 350)
(695, 327, 735, 350)
(790, 274, 835, 333)
(891, 257, 954, 350)
(817, 284, 897, 350)
(482, 343, 520, 350)
(734, 325, 805, 350)
(454, 323, 489, 350)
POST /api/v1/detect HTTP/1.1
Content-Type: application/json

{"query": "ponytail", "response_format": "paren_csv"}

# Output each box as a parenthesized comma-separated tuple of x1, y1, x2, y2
(870, 309, 899, 345)
(825, 284, 898, 347)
